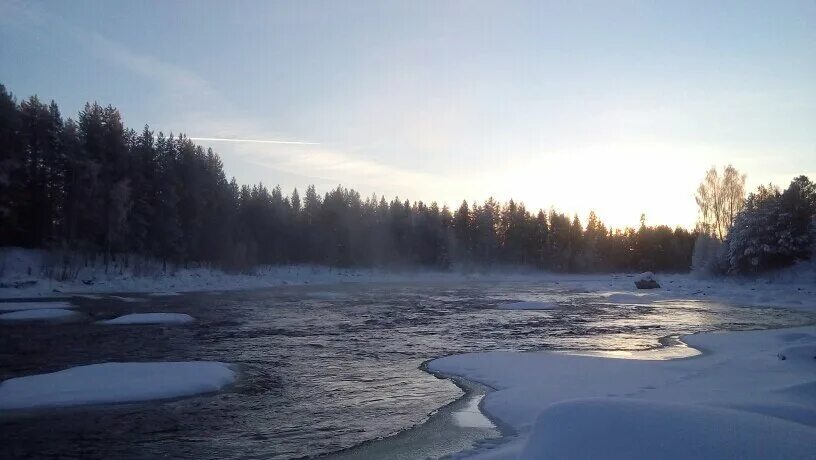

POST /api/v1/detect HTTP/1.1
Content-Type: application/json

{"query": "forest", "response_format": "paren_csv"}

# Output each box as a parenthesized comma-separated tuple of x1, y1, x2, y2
(0, 84, 743, 274)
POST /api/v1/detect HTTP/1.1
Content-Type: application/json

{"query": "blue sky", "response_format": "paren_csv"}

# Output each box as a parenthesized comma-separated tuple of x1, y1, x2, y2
(2, 0, 814, 228)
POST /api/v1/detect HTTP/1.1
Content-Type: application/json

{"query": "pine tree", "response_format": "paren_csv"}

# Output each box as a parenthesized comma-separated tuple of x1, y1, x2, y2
(0, 85, 22, 244)
(150, 133, 183, 266)
(127, 126, 156, 255)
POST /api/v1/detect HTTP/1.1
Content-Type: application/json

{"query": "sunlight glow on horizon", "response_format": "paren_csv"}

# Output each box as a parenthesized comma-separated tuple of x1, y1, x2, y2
(3, 1, 813, 231)
(191, 133, 809, 231)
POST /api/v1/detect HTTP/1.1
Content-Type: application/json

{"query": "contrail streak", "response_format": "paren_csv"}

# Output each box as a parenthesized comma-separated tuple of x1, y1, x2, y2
(188, 137, 320, 145)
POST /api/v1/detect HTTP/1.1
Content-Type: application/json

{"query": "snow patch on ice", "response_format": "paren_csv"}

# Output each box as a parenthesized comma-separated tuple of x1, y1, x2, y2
(601, 292, 655, 304)
(108, 295, 145, 303)
(99, 313, 195, 325)
(0, 301, 75, 311)
(0, 308, 79, 321)
(0, 362, 236, 410)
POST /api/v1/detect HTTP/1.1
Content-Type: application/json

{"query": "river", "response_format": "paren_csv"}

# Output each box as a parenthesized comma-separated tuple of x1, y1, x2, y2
(1, 280, 812, 458)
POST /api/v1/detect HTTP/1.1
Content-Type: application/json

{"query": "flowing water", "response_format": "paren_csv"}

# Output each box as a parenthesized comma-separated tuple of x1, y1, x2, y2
(1, 280, 814, 459)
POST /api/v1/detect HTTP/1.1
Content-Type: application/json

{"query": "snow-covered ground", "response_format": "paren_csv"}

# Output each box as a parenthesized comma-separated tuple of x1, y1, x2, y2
(0, 247, 514, 297)
(0, 362, 236, 410)
(520, 397, 815, 459)
(99, 313, 195, 325)
(430, 326, 816, 459)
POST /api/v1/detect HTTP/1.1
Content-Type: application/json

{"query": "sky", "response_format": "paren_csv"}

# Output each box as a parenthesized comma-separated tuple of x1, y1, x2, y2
(1, 0, 814, 229)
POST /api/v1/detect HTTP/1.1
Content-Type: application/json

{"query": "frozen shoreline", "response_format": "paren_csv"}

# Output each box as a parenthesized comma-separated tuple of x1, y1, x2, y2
(427, 325, 816, 459)
(416, 263, 816, 458)
(329, 365, 503, 459)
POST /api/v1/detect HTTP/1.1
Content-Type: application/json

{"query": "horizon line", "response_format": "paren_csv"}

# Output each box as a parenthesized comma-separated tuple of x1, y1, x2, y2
(188, 136, 320, 145)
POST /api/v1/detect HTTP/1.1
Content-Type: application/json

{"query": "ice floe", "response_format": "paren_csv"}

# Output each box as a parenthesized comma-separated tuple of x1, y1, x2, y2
(0, 361, 236, 410)
(99, 313, 195, 325)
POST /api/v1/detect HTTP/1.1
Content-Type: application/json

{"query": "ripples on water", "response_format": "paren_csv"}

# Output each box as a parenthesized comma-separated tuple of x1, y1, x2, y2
(1, 281, 813, 459)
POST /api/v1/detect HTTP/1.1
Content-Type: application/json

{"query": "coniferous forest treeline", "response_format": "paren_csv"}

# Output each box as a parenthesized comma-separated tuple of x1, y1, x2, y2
(0, 86, 697, 272)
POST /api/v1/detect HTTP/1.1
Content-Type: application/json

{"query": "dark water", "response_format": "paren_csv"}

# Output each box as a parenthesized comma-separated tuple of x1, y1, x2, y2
(1, 281, 814, 459)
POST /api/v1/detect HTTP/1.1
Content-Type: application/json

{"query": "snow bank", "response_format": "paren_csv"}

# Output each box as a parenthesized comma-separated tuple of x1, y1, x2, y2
(0, 308, 78, 321)
(0, 301, 79, 320)
(0, 362, 236, 410)
(0, 301, 75, 311)
(497, 300, 559, 310)
(520, 398, 816, 460)
(99, 313, 194, 325)
(600, 292, 654, 304)
(594, 271, 816, 312)
(429, 326, 816, 459)
(108, 295, 144, 303)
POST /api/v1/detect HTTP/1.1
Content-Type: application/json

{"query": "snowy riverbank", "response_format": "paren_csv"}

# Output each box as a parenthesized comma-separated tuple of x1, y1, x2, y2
(428, 326, 816, 459)
(0, 247, 601, 298)
(3, 246, 816, 313)
(421, 263, 816, 458)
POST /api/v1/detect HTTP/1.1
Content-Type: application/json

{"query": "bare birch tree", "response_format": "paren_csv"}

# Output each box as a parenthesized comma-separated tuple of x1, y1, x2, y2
(695, 165, 746, 239)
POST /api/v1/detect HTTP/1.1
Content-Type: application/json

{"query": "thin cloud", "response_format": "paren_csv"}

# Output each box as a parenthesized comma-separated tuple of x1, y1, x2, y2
(78, 30, 216, 98)
(218, 138, 449, 197)
(189, 137, 319, 145)
(3, 1, 216, 100)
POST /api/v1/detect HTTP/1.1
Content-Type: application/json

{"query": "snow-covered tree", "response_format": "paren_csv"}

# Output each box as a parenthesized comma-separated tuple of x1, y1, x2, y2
(724, 177, 816, 274)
